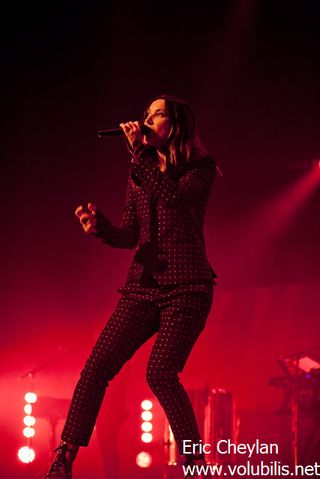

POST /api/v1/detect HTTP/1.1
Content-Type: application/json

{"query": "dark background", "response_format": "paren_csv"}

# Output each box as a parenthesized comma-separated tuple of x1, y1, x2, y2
(1, 1, 320, 477)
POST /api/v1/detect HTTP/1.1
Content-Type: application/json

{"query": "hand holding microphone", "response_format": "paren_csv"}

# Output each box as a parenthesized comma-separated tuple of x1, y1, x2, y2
(75, 203, 98, 234)
(119, 121, 145, 151)
(98, 122, 151, 143)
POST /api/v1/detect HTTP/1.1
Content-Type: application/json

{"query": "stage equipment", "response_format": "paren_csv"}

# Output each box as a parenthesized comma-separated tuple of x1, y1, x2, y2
(34, 396, 70, 451)
(140, 399, 154, 444)
(269, 347, 320, 466)
(163, 387, 238, 468)
(18, 391, 38, 464)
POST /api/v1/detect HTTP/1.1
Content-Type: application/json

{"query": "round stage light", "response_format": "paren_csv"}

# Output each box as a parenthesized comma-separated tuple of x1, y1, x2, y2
(24, 392, 37, 404)
(141, 410, 153, 421)
(141, 432, 153, 443)
(23, 416, 36, 427)
(18, 446, 35, 463)
(136, 451, 152, 468)
(23, 427, 35, 438)
(24, 404, 32, 415)
(141, 399, 153, 411)
(141, 421, 153, 432)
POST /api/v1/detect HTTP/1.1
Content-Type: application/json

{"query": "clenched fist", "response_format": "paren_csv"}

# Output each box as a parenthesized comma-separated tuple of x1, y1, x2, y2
(75, 202, 98, 234)
(119, 121, 144, 150)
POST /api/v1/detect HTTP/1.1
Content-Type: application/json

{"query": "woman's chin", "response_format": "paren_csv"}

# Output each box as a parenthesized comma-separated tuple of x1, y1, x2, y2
(144, 138, 165, 151)
(144, 138, 156, 148)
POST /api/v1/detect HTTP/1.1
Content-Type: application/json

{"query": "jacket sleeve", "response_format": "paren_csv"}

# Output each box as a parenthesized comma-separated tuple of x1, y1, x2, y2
(95, 177, 140, 249)
(131, 145, 216, 207)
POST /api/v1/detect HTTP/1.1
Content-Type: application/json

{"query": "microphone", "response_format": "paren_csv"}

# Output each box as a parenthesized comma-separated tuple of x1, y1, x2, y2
(97, 125, 151, 138)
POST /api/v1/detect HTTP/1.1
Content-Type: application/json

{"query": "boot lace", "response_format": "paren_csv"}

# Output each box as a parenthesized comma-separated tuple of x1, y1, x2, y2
(45, 444, 72, 478)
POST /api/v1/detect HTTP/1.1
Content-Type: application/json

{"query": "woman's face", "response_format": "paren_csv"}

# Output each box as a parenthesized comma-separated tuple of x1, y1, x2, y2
(143, 99, 171, 150)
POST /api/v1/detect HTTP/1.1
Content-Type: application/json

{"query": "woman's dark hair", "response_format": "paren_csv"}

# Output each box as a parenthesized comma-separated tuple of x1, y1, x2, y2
(143, 94, 207, 172)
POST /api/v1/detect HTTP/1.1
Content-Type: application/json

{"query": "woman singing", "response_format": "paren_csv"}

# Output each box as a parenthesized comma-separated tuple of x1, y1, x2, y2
(45, 95, 217, 479)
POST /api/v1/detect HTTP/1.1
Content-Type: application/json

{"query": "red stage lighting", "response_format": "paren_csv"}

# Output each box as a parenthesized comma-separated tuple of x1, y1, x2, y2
(141, 410, 153, 421)
(298, 356, 320, 373)
(141, 399, 153, 410)
(141, 432, 153, 443)
(24, 392, 37, 404)
(24, 404, 32, 415)
(136, 451, 152, 468)
(140, 399, 154, 444)
(23, 427, 36, 438)
(18, 446, 35, 464)
(141, 421, 153, 432)
(23, 415, 36, 427)
(18, 391, 38, 464)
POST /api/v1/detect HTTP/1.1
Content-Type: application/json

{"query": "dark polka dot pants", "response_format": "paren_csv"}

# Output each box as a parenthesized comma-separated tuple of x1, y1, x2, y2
(61, 288, 213, 454)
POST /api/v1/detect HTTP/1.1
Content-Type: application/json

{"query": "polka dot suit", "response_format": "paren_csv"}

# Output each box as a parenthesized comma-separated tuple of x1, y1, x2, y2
(61, 146, 217, 455)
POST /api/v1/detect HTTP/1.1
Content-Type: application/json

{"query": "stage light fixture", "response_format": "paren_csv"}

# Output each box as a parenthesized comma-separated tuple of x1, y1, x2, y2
(24, 404, 32, 415)
(18, 446, 35, 463)
(23, 427, 36, 438)
(136, 451, 152, 468)
(299, 356, 320, 373)
(141, 421, 153, 432)
(25, 392, 37, 404)
(141, 432, 153, 443)
(141, 399, 153, 410)
(23, 415, 36, 427)
(18, 391, 37, 465)
(140, 399, 154, 444)
(141, 410, 153, 421)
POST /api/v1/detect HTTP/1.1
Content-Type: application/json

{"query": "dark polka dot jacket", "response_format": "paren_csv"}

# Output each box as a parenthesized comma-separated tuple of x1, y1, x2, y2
(95, 145, 217, 288)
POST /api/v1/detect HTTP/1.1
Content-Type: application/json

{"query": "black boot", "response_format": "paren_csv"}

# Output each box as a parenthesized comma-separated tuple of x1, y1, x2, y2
(44, 442, 78, 479)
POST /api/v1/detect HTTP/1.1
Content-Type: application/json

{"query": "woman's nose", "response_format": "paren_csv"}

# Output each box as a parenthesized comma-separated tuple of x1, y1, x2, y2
(145, 115, 153, 125)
